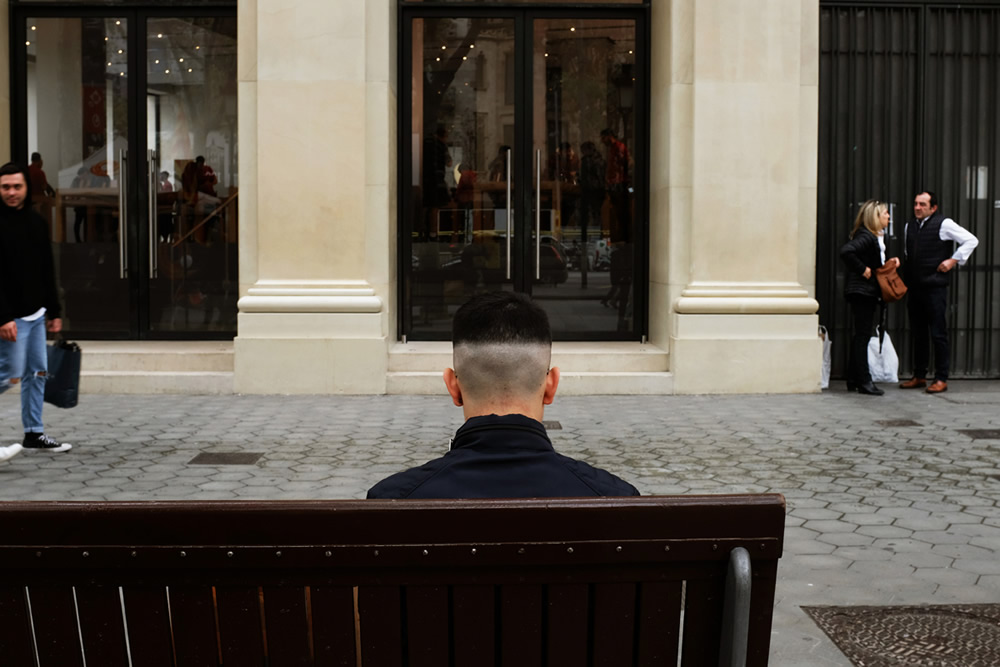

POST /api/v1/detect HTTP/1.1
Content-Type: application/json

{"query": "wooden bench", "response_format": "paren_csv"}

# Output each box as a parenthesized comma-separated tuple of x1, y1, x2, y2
(0, 494, 785, 666)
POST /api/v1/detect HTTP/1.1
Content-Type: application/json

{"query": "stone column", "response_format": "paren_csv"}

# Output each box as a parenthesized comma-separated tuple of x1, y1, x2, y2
(663, 0, 821, 394)
(235, 0, 396, 393)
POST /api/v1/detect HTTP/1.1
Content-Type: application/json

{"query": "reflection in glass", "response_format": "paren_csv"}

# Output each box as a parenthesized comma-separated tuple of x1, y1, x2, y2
(147, 17, 238, 332)
(27, 17, 130, 334)
(532, 18, 637, 335)
(409, 18, 516, 338)
(404, 15, 640, 339)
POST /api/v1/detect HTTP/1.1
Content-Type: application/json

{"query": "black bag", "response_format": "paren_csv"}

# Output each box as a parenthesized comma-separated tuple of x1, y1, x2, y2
(45, 340, 81, 409)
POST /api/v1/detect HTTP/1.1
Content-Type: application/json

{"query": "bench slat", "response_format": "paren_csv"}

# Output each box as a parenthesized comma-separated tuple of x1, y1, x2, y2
(29, 585, 84, 667)
(121, 585, 175, 666)
(453, 584, 496, 666)
(593, 582, 637, 665)
(636, 581, 682, 666)
(0, 585, 36, 665)
(215, 585, 265, 667)
(545, 583, 588, 665)
(500, 584, 543, 667)
(262, 585, 311, 665)
(168, 585, 219, 666)
(681, 576, 726, 665)
(76, 584, 130, 666)
(406, 585, 450, 667)
(358, 586, 403, 667)
(310, 585, 358, 666)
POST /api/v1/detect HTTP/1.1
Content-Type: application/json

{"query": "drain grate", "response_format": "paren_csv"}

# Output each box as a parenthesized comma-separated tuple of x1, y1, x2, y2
(958, 429, 1000, 440)
(542, 421, 562, 430)
(803, 604, 1000, 667)
(189, 452, 264, 466)
(876, 419, 921, 427)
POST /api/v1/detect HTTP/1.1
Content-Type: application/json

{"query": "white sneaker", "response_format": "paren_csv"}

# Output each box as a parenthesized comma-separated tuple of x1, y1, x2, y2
(0, 444, 24, 463)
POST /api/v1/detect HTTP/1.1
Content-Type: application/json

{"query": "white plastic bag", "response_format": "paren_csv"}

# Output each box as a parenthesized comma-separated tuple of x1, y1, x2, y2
(819, 326, 832, 389)
(868, 328, 899, 383)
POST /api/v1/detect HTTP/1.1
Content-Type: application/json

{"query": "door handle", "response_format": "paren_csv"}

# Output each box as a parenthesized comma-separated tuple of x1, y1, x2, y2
(118, 149, 128, 279)
(147, 150, 158, 277)
(535, 149, 541, 280)
(505, 148, 512, 280)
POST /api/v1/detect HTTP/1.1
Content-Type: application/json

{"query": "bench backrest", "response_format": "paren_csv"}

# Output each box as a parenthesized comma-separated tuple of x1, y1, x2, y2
(0, 494, 785, 666)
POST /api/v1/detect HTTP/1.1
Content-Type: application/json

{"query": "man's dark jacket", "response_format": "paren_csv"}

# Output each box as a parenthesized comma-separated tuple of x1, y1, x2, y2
(367, 414, 640, 499)
(904, 211, 952, 288)
(0, 164, 61, 325)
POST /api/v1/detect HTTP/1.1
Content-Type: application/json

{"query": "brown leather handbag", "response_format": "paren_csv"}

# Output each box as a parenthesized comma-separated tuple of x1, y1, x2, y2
(876, 262, 907, 302)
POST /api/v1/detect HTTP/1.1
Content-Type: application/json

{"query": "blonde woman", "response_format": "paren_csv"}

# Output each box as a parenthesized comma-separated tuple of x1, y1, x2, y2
(839, 200, 900, 395)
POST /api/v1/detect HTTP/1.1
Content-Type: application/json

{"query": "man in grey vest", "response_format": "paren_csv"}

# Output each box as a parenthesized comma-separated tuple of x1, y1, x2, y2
(900, 191, 978, 393)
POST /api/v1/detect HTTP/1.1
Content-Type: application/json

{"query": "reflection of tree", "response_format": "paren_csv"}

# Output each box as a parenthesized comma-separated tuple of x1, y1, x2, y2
(422, 20, 483, 133)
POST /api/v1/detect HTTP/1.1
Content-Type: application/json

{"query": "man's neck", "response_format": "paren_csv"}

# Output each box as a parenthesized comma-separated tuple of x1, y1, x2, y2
(462, 402, 544, 423)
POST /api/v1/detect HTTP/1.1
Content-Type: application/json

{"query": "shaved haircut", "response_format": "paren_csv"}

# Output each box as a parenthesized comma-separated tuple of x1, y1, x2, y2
(452, 292, 552, 402)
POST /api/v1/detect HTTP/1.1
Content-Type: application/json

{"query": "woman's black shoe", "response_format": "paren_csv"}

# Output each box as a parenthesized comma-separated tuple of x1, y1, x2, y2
(857, 382, 884, 396)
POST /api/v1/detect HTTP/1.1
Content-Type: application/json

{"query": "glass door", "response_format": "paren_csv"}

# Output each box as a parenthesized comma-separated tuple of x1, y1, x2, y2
(23, 16, 132, 335)
(401, 9, 645, 340)
(15, 9, 237, 339)
(144, 16, 238, 334)
(530, 17, 640, 337)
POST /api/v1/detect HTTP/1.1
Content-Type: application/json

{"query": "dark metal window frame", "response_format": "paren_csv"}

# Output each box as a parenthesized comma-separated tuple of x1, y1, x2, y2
(397, 2, 651, 341)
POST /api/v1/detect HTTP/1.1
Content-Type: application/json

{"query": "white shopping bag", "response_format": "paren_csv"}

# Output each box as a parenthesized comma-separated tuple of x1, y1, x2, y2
(867, 328, 899, 383)
(819, 326, 832, 389)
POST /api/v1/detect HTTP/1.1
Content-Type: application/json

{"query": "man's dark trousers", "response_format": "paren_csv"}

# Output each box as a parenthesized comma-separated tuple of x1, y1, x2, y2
(907, 285, 949, 381)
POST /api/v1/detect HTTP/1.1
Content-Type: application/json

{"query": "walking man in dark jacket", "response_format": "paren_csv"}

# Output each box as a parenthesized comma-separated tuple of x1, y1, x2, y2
(899, 191, 978, 394)
(368, 291, 638, 499)
(0, 161, 71, 453)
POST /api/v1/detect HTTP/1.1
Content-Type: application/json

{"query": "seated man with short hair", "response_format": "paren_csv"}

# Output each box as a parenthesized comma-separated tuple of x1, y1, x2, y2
(368, 291, 639, 499)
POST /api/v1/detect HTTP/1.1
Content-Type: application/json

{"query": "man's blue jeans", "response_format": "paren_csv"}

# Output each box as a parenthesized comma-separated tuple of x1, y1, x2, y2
(0, 316, 48, 433)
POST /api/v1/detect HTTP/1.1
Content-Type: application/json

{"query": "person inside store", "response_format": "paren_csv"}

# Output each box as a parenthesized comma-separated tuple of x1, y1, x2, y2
(898, 191, 978, 394)
(367, 291, 639, 499)
(839, 199, 899, 396)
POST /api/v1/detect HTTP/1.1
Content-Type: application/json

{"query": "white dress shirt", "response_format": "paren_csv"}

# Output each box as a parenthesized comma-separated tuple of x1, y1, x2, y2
(905, 216, 979, 265)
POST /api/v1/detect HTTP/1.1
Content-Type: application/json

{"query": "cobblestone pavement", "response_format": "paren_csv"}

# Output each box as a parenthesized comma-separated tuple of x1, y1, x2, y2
(2, 382, 999, 665)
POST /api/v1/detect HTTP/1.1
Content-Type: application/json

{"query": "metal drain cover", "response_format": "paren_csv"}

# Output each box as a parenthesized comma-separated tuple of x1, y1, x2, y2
(958, 429, 1000, 440)
(803, 604, 1000, 666)
(189, 452, 264, 465)
(876, 419, 921, 427)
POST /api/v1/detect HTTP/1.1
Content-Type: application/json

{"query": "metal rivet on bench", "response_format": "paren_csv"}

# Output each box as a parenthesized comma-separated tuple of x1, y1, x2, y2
(374, 550, 380, 556)
(276, 551, 282, 558)
(82, 551, 90, 558)
(227, 551, 234, 558)
(422, 550, 429, 556)
(518, 548, 525, 554)
(35, 551, 42, 558)
(567, 547, 574, 554)
(325, 551, 332, 557)
(713, 544, 718, 551)
(616, 546, 623, 553)
(131, 551, 137, 558)
(664, 546, 670, 552)
(471, 548, 477, 555)
(180, 551, 187, 558)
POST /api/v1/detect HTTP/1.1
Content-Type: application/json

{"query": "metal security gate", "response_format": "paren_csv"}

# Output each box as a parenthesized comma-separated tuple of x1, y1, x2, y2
(817, 3, 1000, 379)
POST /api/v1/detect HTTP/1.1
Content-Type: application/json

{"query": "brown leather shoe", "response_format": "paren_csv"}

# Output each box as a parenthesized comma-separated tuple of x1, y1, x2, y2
(926, 380, 948, 393)
(899, 377, 927, 389)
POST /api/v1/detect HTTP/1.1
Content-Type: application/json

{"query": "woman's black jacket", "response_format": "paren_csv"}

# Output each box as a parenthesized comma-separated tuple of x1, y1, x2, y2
(840, 230, 882, 300)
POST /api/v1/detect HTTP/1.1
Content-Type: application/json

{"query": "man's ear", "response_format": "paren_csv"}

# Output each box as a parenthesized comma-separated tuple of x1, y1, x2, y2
(443, 368, 464, 406)
(542, 366, 560, 405)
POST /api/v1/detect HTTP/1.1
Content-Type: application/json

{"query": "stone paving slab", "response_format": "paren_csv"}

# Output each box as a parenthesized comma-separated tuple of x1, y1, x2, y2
(2, 382, 1000, 665)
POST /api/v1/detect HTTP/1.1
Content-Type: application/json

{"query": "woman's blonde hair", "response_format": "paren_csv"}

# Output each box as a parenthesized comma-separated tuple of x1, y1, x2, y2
(850, 199, 888, 239)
